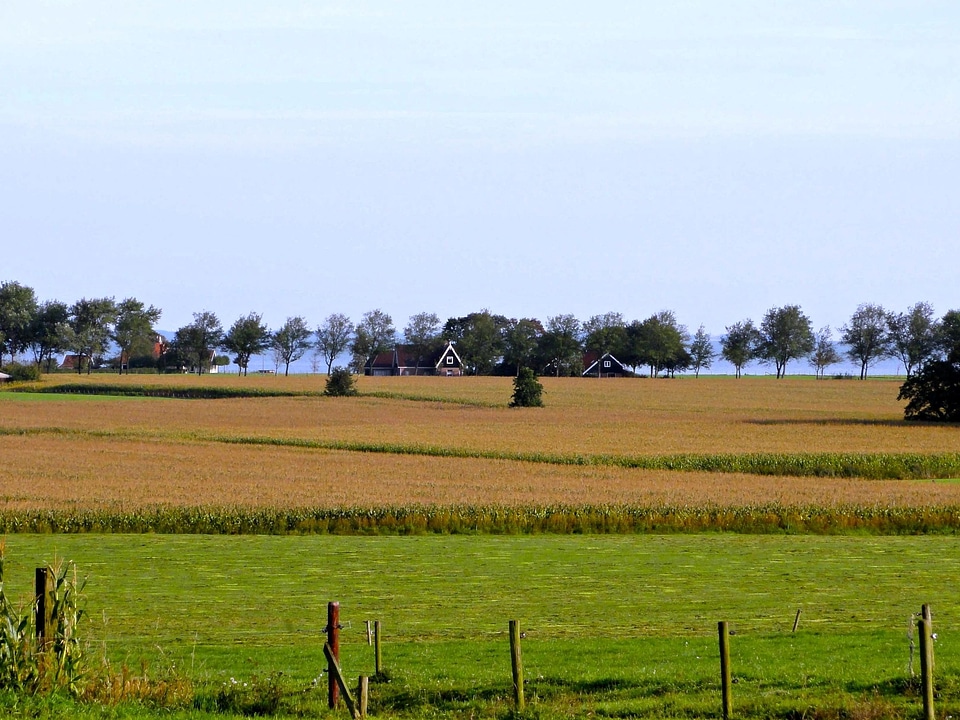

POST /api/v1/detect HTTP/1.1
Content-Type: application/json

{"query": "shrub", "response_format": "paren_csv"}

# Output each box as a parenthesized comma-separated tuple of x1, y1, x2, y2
(2, 362, 41, 382)
(510, 367, 543, 407)
(325, 367, 358, 396)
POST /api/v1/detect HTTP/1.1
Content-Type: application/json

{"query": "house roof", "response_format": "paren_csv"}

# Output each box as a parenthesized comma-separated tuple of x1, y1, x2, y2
(367, 351, 395, 369)
(366, 342, 462, 371)
(434, 341, 463, 369)
(582, 352, 627, 376)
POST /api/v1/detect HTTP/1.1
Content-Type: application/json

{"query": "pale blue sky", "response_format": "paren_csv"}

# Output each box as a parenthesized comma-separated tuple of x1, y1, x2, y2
(2, 2, 958, 340)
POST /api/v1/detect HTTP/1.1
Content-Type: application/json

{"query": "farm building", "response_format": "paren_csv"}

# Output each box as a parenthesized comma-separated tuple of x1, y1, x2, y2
(59, 354, 83, 371)
(582, 351, 629, 378)
(365, 341, 463, 376)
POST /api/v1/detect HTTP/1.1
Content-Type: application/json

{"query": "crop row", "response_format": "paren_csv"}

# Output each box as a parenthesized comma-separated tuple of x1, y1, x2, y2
(208, 433, 960, 480)
(3, 423, 959, 480)
(11, 382, 495, 406)
(1, 504, 959, 535)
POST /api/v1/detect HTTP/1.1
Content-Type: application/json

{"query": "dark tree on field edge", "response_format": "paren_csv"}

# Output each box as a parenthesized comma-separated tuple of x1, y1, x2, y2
(510, 367, 543, 407)
(325, 367, 359, 396)
(898, 349, 960, 422)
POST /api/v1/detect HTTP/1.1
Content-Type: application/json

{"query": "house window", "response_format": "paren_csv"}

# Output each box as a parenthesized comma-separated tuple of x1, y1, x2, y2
(446, 356, 454, 364)
(603, 360, 611, 368)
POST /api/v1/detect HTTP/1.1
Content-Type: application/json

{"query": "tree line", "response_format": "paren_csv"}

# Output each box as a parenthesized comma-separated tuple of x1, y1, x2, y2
(0, 280, 958, 381)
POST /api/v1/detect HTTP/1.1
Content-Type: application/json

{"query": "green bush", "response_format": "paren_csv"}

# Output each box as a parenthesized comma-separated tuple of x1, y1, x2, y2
(325, 367, 358, 396)
(510, 367, 543, 407)
(2, 362, 42, 382)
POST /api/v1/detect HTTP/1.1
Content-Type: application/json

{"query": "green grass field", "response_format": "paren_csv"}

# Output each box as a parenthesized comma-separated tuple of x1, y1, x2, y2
(2, 533, 958, 718)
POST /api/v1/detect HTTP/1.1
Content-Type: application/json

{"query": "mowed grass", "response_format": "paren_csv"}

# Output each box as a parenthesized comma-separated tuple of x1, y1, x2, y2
(1, 533, 958, 719)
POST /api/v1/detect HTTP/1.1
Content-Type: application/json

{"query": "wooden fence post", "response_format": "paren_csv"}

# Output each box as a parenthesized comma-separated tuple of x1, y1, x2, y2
(365, 620, 372, 646)
(328, 602, 341, 709)
(323, 643, 359, 720)
(509, 620, 524, 711)
(919, 617, 935, 720)
(374, 620, 383, 677)
(922, 604, 934, 670)
(792, 609, 801, 633)
(358, 675, 369, 719)
(718, 621, 732, 720)
(35, 567, 55, 650)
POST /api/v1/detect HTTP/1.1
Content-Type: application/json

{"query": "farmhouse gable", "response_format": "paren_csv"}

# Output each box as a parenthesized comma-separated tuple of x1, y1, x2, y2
(582, 352, 628, 378)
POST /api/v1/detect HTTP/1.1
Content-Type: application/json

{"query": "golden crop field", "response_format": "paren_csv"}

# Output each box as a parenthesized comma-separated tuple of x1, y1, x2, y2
(1, 374, 958, 513)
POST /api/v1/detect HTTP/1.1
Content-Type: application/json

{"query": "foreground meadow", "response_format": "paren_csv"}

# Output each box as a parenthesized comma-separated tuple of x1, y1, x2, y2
(2, 533, 959, 719)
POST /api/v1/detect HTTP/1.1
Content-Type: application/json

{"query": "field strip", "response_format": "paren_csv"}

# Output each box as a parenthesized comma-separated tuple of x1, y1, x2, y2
(7, 384, 498, 407)
(3, 424, 960, 479)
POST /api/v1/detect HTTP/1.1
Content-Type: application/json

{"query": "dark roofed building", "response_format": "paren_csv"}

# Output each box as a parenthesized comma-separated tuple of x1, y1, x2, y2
(582, 351, 629, 378)
(365, 341, 463, 376)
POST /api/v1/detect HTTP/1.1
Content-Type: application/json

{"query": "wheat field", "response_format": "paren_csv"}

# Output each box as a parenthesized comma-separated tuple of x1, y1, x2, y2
(2, 375, 958, 513)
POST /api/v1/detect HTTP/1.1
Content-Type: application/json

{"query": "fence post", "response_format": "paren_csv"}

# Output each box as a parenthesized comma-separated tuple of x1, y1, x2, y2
(374, 620, 383, 677)
(792, 609, 801, 633)
(328, 602, 341, 709)
(35, 567, 55, 650)
(718, 621, 732, 720)
(509, 620, 525, 711)
(358, 675, 369, 719)
(922, 604, 934, 670)
(919, 617, 934, 720)
(366, 620, 372, 646)
(323, 643, 359, 720)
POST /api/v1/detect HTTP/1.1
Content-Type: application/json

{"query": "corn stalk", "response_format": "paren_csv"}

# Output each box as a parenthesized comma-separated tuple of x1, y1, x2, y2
(0, 547, 87, 695)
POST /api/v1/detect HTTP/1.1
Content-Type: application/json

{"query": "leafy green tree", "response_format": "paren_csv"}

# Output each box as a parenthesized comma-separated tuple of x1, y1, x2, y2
(809, 326, 841, 379)
(113, 298, 162, 374)
(68, 297, 118, 374)
(841, 303, 893, 380)
(626, 311, 687, 378)
(28, 300, 70, 372)
(720, 319, 758, 379)
(887, 302, 939, 378)
(223, 312, 271, 376)
(272, 316, 313, 376)
(403, 312, 442, 375)
(510, 367, 544, 407)
(351, 309, 396, 373)
(688, 325, 714, 378)
(898, 347, 960, 421)
(445, 310, 505, 375)
(174, 311, 223, 376)
(540, 314, 582, 377)
(937, 310, 960, 359)
(0, 281, 38, 367)
(315, 313, 354, 375)
(502, 318, 543, 376)
(756, 305, 814, 379)
(325, 366, 359, 396)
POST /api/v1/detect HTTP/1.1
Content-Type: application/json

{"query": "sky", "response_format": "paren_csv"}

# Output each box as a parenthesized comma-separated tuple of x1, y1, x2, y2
(2, 2, 959, 346)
